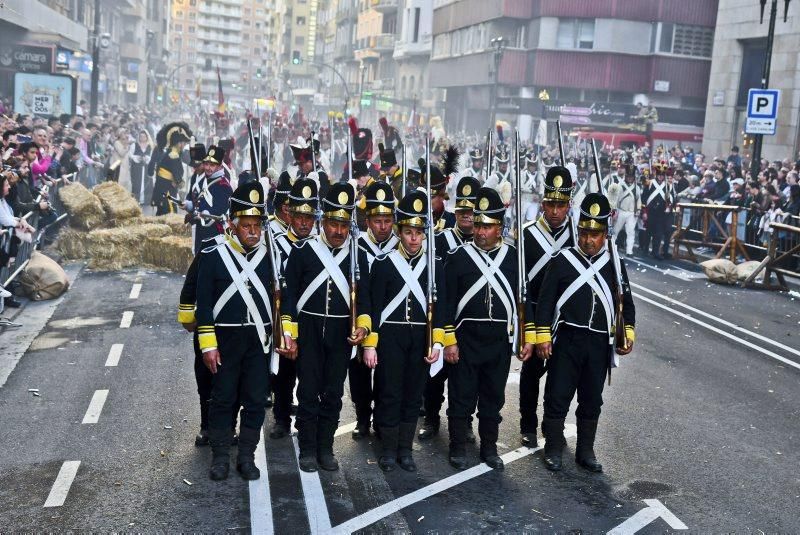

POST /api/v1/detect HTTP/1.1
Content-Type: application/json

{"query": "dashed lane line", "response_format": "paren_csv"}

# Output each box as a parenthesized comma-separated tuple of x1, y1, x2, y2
(119, 311, 133, 329)
(43, 461, 81, 507)
(129, 283, 142, 299)
(292, 435, 333, 534)
(105, 344, 123, 367)
(249, 428, 274, 534)
(81, 389, 109, 424)
(633, 292, 800, 371)
(328, 424, 577, 534)
(631, 281, 800, 358)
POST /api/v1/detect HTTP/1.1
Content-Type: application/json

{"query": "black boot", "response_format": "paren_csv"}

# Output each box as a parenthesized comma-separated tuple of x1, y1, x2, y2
(317, 418, 339, 471)
(297, 420, 318, 473)
(465, 418, 477, 445)
(575, 418, 603, 473)
(269, 421, 291, 439)
(195, 428, 210, 447)
(448, 417, 468, 470)
(520, 415, 539, 447)
(397, 422, 418, 472)
(351, 420, 371, 440)
(418, 416, 440, 440)
(542, 418, 566, 472)
(236, 426, 262, 480)
(208, 428, 232, 480)
(378, 426, 399, 472)
(478, 420, 503, 470)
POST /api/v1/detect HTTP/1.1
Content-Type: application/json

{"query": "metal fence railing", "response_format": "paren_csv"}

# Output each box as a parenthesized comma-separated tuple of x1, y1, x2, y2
(1, 175, 70, 314)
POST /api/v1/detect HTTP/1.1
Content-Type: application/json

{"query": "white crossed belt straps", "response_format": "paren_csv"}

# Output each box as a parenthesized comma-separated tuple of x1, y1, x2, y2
(551, 248, 614, 341)
(443, 230, 458, 252)
(456, 244, 515, 337)
(296, 238, 351, 313)
(379, 251, 427, 326)
(646, 181, 666, 206)
(214, 242, 272, 353)
(526, 220, 571, 282)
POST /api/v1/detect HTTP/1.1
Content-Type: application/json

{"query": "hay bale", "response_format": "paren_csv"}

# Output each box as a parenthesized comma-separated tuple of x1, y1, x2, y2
(58, 182, 105, 230)
(56, 228, 89, 259)
(116, 213, 190, 236)
(93, 181, 142, 222)
(84, 223, 172, 271)
(143, 235, 194, 273)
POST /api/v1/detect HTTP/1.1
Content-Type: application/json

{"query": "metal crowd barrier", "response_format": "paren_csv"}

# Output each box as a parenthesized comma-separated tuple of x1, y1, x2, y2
(671, 203, 751, 264)
(0, 176, 70, 291)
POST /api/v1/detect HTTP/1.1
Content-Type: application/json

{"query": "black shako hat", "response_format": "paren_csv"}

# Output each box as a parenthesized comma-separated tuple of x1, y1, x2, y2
(577, 192, 612, 231)
(473, 187, 505, 225)
(230, 181, 267, 218)
(322, 182, 356, 222)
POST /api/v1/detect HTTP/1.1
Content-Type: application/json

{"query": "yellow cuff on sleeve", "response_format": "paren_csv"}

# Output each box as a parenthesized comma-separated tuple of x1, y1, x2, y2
(198, 330, 218, 351)
(625, 325, 635, 342)
(444, 326, 457, 347)
(363, 332, 379, 348)
(356, 314, 372, 333)
(535, 327, 552, 344)
(281, 318, 298, 339)
(432, 328, 445, 346)
(177, 305, 196, 324)
(524, 331, 537, 344)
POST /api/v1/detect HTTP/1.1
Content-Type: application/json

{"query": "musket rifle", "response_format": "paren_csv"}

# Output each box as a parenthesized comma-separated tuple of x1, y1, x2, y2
(347, 132, 360, 337)
(310, 129, 317, 172)
(590, 139, 627, 359)
(513, 129, 526, 358)
(424, 133, 437, 359)
(401, 141, 407, 198)
(164, 193, 224, 224)
(556, 120, 566, 165)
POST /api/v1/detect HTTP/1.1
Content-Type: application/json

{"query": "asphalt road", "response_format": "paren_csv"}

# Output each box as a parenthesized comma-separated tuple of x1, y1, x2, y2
(0, 254, 798, 533)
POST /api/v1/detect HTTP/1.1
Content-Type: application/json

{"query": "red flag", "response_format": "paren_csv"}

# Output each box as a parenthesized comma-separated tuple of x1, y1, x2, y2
(216, 66, 226, 114)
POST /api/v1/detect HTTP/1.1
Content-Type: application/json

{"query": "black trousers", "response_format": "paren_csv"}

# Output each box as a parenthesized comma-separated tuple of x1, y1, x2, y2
(208, 327, 270, 433)
(374, 324, 428, 428)
(422, 364, 449, 420)
(296, 314, 351, 429)
(271, 356, 297, 427)
(648, 209, 672, 254)
(348, 352, 374, 426)
(543, 327, 609, 420)
(193, 333, 213, 430)
(519, 356, 546, 433)
(447, 322, 510, 424)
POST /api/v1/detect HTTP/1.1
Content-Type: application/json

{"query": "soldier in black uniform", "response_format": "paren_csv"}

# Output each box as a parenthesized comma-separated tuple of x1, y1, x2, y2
(443, 187, 531, 470)
(364, 189, 445, 472)
(291, 139, 331, 199)
(268, 171, 292, 236)
(187, 145, 233, 254)
(378, 142, 403, 200)
(282, 182, 372, 472)
(643, 162, 675, 260)
(518, 166, 576, 447)
(269, 177, 319, 440)
(349, 180, 399, 439)
(419, 175, 479, 441)
(152, 122, 191, 215)
(196, 181, 294, 481)
(535, 193, 636, 473)
(419, 149, 459, 231)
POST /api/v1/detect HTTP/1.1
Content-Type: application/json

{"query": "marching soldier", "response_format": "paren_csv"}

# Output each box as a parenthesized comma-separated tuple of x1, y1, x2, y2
(291, 137, 331, 199)
(269, 177, 319, 440)
(609, 164, 641, 256)
(460, 147, 485, 183)
(349, 180, 399, 439)
(196, 181, 294, 481)
(363, 189, 445, 472)
(282, 182, 372, 473)
(187, 145, 233, 254)
(443, 187, 531, 470)
(535, 193, 635, 473)
(378, 142, 404, 201)
(643, 161, 674, 260)
(484, 145, 513, 207)
(419, 175, 478, 441)
(152, 122, 191, 215)
(268, 172, 292, 236)
(420, 148, 459, 230)
(518, 166, 576, 447)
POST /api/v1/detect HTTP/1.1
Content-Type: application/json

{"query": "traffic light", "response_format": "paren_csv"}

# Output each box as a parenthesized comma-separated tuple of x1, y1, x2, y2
(291, 51, 301, 65)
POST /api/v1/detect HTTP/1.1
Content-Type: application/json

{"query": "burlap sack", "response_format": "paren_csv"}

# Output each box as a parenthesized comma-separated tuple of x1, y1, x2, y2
(18, 251, 70, 300)
(700, 258, 737, 285)
(735, 260, 762, 282)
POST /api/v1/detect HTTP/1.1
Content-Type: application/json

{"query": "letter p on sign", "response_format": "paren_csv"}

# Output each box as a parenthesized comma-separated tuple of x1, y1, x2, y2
(747, 89, 780, 119)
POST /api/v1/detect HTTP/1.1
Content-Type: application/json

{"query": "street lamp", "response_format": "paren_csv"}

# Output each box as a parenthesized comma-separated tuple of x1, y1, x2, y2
(750, 0, 792, 181)
(489, 36, 507, 128)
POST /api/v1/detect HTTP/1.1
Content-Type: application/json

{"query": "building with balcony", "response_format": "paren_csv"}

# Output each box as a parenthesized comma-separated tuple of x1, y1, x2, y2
(430, 0, 718, 145)
(702, 0, 799, 162)
(354, 0, 398, 124)
(120, 0, 169, 106)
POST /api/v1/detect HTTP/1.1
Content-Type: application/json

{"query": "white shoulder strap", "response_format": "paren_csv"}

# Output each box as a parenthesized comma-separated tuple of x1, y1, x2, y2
(379, 252, 427, 326)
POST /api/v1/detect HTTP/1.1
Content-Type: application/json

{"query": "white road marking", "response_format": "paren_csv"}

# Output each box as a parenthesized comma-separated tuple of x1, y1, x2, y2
(249, 429, 274, 534)
(634, 293, 800, 371)
(129, 283, 142, 299)
(43, 461, 81, 507)
(632, 282, 800, 359)
(507, 371, 520, 384)
(607, 498, 687, 534)
(292, 435, 332, 534)
(119, 311, 134, 329)
(105, 344, 123, 367)
(330, 425, 577, 534)
(81, 389, 109, 424)
(334, 422, 357, 437)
